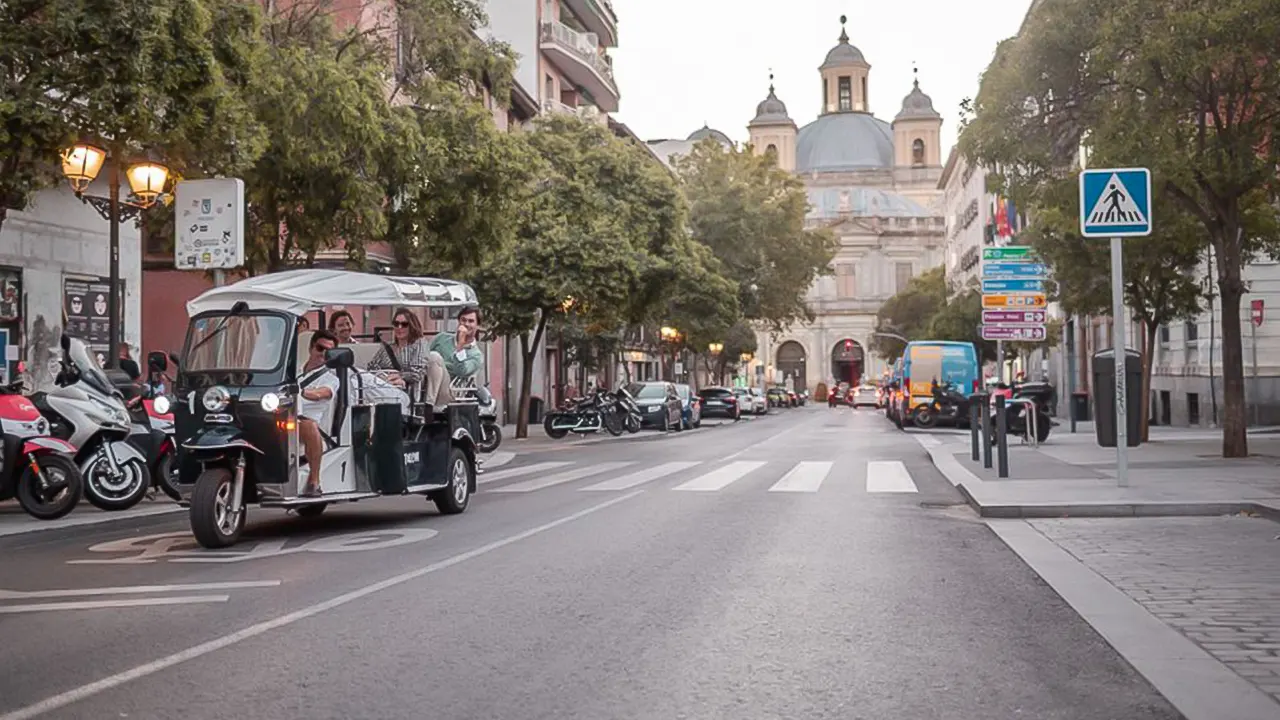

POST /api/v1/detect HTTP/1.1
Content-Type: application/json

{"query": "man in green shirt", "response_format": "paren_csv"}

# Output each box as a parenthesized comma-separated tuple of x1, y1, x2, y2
(421, 306, 484, 406)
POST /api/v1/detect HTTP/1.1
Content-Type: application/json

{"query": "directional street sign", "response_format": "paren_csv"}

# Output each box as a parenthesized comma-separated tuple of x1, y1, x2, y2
(982, 246, 1037, 262)
(981, 325, 1047, 341)
(982, 278, 1043, 294)
(982, 293, 1047, 309)
(983, 309, 1047, 324)
(1079, 167, 1152, 238)
(982, 262, 1048, 278)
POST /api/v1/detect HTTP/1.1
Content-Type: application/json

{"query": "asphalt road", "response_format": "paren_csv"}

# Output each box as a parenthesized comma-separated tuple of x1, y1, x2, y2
(0, 405, 1182, 720)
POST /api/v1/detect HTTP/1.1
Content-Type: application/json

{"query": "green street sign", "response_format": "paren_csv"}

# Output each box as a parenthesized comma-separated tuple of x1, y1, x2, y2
(982, 246, 1037, 261)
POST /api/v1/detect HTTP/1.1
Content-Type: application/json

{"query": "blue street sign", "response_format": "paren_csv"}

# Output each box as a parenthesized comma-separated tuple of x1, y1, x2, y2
(1079, 167, 1152, 238)
(982, 262, 1047, 278)
(982, 278, 1044, 293)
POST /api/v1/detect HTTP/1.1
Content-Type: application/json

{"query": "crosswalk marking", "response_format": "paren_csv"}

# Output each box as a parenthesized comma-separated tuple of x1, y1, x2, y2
(865, 461, 918, 493)
(580, 461, 701, 492)
(477, 461, 574, 485)
(767, 461, 833, 493)
(491, 462, 634, 493)
(672, 461, 766, 492)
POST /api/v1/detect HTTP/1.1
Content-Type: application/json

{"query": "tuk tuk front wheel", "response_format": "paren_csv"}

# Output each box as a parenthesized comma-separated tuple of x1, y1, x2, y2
(432, 446, 472, 515)
(190, 468, 245, 549)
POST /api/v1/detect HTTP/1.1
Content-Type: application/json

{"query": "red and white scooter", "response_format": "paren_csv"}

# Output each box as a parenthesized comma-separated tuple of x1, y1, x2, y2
(0, 371, 83, 519)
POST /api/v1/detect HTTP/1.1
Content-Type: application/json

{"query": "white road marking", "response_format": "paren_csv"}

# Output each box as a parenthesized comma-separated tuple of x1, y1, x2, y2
(672, 461, 766, 492)
(719, 419, 810, 462)
(0, 596, 230, 614)
(865, 461, 919, 493)
(476, 461, 573, 485)
(579, 462, 701, 491)
(0, 581, 280, 600)
(767, 461, 833, 493)
(0, 491, 644, 720)
(481, 451, 516, 468)
(490, 462, 633, 493)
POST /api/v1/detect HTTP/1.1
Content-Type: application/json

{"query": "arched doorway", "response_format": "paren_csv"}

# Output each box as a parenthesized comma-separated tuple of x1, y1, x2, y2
(776, 341, 807, 390)
(832, 339, 864, 387)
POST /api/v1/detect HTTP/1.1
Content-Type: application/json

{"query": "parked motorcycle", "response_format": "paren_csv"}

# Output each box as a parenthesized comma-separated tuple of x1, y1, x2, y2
(988, 382, 1053, 444)
(114, 351, 180, 500)
(543, 390, 624, 438)
(0, 379, 83, 519)
(475, 385, 502, 453)
(30, 335, 150, 511)
(915, 381, 973, 429)
(607, 385, 641, 434)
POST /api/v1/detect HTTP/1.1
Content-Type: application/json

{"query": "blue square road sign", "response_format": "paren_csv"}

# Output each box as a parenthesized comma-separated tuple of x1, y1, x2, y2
(1079, 167, 1152, 238)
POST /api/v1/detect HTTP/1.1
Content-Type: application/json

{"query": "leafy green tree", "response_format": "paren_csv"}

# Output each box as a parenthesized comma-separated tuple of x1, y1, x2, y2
(869, 266, 948, 360)
(961, 0, 1280, 456)
(674, 140, 837, 333)
(0, 0, 266, 234)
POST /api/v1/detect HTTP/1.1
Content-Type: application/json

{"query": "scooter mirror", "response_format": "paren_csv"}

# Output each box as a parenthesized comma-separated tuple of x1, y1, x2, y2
(147, 351, 168, 372)
(60, 333, 71, 351)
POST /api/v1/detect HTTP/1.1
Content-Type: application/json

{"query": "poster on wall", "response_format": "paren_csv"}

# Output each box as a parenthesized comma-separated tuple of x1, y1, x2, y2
(63, 276, 124, 368)
(0, 269, 22, 385)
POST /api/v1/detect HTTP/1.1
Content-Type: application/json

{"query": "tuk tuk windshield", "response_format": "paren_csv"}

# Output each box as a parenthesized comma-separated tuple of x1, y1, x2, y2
(66, 337, 116, 397)
(183, 313, 290, 372)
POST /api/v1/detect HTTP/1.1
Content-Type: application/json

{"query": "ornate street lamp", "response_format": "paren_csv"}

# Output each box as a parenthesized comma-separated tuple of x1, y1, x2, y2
(708, 342, 723, 354)
(60, 142, 170, 369)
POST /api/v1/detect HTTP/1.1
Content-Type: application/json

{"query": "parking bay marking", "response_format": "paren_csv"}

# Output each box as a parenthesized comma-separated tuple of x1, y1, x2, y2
(0, 581, 282, 614)
(0, 596, 232, 614)
(69, 528, 439, 565)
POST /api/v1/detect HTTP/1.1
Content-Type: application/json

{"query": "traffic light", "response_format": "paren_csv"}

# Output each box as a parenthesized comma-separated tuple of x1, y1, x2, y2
(844, 339, 852, 352)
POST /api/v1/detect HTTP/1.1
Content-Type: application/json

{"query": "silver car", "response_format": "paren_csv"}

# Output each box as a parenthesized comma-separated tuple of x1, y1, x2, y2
(852, 384, 879, 408)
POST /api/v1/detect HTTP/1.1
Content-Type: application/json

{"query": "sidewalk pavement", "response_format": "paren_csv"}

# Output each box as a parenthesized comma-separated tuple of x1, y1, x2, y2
(0, 498, 180, 539)
(917, 422, 1280, 718)
(917, 421, 1280, 519)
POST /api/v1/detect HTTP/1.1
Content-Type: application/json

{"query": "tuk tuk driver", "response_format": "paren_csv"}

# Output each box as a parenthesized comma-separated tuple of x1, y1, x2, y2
(299, 329, 340, 497)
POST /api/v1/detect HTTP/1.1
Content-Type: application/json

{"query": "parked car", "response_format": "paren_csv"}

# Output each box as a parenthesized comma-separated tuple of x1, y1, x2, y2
(766, 387, 790, 408)
(624, 381, 684, 431)
(851, 384, 879, 408)
(697, 386, 741, 420)
(674, 383, 702, 430)
(732, 387, 765, 415)
(747, 387, 769, 415)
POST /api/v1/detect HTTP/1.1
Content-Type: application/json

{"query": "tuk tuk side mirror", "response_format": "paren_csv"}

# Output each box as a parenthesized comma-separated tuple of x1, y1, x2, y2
(168, 351, 181, 367)
(147, 351, 168, 372)
(324, 347, 355, 370)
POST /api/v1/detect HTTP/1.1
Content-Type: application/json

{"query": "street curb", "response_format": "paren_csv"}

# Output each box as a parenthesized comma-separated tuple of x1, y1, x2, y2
(987, 519, 1280, 720)
(915, 436, 1280, 521)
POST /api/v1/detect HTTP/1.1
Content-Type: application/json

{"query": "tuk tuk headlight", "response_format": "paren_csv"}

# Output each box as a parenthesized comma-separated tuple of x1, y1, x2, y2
(202, 386, 231, 412)
(153, 395, 171, 415)
(261, 392, 280, 412)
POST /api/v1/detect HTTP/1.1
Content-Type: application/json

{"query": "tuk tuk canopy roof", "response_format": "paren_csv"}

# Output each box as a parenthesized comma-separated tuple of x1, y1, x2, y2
(185, 269, 479, 317)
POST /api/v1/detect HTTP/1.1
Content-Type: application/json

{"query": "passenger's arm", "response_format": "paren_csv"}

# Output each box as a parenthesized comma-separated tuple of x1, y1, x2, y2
(302, 386, 333, 401)
(444, 345, 482, 379)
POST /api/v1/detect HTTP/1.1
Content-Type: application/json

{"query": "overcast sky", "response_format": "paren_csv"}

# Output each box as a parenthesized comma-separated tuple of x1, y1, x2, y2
(608, 0, 1033, 158)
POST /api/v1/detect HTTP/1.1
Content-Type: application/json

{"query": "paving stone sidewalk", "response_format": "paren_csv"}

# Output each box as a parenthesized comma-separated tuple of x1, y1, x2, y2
(1027, 515, 1280, 706)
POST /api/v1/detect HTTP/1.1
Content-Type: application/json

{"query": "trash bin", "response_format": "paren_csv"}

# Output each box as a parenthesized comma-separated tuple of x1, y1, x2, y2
(1071, 391, 1090, 422)
(1091, 349, 1142, 448)
(528, 396, 545, 425)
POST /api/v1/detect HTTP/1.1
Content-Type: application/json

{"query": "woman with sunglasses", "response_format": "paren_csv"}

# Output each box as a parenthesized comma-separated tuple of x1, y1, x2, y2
(367, 309, 432, 397)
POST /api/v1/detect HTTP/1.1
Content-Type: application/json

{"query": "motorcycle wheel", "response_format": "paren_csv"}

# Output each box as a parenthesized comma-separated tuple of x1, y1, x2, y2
(543, 413, 569, 439)
(603, 411, 625, 437)
(83, 454, 150, 511)
(477, 422, 503, 453)
(913, 406, 937, 429)
(16, 455, 82, 520)
(625, 414, 640, 434)
(1035, 412, 1052, 443)
(154, 450, 182, 501)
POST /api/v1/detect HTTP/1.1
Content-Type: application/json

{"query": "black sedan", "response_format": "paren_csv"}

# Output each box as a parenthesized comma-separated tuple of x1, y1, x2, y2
(697, 386, 742, 420)
(625, 381, 684, 431)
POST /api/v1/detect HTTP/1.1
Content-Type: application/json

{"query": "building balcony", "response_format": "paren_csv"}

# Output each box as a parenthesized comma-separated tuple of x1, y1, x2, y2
(540, 21, 619, 113)
(561, 0, 618, 47)
(541, 100, 610, 126)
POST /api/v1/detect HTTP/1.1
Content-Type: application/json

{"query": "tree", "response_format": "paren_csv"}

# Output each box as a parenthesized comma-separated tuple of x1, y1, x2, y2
(869, 266, 948, 360)
(960, 0, 1280, 456)
(674, 140, 837, 333)
(0, 0, 267, 234)
(472, 115, 683, 439)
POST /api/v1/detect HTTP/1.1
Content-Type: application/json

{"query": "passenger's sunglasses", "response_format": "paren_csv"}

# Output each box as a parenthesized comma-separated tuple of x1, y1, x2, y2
(392, 320, 410, 328)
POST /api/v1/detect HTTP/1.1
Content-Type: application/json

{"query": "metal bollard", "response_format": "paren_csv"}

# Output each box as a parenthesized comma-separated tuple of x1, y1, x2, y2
(995, 395, 1009, 478)
(981, 395, 994, 469)
(969, 394, 983, 461)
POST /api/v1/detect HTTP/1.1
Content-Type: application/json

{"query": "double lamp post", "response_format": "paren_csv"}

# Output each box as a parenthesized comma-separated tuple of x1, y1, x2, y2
(59, 143, 171, 370)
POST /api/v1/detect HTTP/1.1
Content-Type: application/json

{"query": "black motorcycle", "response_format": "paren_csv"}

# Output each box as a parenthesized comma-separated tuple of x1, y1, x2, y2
(989, 382, 1053, 444)
(915, 381, 972, 429)
(543, 390, 625, 439)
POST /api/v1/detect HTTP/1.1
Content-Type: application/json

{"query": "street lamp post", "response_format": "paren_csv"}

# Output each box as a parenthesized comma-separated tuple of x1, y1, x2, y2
(708, 342, 723, 385)
(60, 143, 170, 369)
(659, 326, 679, 381)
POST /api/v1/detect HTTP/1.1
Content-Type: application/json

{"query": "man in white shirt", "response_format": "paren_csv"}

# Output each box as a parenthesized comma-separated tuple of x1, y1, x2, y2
(298, 330, 340, 497)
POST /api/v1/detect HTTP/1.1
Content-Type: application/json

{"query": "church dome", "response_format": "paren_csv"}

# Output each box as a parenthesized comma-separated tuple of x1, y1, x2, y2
(820, 17, 868, 70)
(687, 125, 733, 146)
(895, 77, 941, 121)
(749, 79, 794, 127)
(795, 113, 894, 172)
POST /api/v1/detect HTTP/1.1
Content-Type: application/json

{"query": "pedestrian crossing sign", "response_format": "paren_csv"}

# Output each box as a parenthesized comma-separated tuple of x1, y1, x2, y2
(1079, 167, 1152, 238)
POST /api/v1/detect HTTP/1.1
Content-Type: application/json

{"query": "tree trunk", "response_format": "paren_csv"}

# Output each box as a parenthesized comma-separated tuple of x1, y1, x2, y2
(1140, 321, 1157, 442)
(1217, 238, 1248, 457)
(515, 313, 550, 440)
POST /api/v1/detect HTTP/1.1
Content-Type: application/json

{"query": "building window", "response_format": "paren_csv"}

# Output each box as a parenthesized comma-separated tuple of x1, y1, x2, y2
(912, 139, 925, 165)
(895, 262, 913, 293)
(544, 75, 554, 104)
(1159, 325, 1170, 344)
(1185, 320, 1198, 342)
(860, 77, 868, 111)
(765, 143, 777, 157)
(823, 79, 829, 111)
(836, 264, 856, 298)
(838, 77, 852, 112)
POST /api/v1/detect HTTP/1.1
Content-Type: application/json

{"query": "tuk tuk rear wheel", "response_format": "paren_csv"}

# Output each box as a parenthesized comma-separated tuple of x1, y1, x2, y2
(190, 468, 245, 549)
(432, 446, 472, 515)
